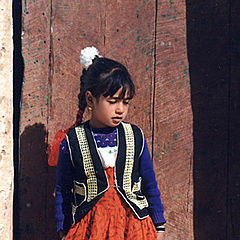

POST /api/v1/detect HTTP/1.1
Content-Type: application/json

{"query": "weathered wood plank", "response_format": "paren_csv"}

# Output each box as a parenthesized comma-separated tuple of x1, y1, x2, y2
(154, 0, 193, 239)
(48, 0, 105, 141)
(20, 0, 55, 239)
(104, 0, 156, 149)
(21, 0, 51, 129)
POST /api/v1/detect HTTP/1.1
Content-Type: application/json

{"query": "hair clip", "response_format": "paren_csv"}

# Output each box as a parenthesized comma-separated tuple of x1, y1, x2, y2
(80, 46, 102, 69)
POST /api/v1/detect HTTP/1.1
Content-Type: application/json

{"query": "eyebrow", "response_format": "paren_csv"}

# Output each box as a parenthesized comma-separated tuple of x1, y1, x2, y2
(109, 96, 131, 100)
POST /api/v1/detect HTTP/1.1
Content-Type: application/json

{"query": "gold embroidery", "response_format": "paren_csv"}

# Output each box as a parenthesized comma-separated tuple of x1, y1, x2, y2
(75, 126, 97, 202)
(121, 123, 148, 209)
(74, 182, 86, 196)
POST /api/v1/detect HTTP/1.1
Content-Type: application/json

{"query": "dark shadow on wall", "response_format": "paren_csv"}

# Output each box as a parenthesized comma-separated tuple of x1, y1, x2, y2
(18, 124, 57, 240)
(13, 1, 57, 239)
(186, 0, 240, 239)
(13, 0, 24, 238)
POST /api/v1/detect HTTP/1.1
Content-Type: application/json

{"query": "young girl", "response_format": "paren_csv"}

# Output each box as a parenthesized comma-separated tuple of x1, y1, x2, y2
(54, 47, 166, 240)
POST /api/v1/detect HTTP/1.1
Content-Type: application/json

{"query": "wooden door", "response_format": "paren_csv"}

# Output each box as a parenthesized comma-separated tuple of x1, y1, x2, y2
(19, 0, 193, 239)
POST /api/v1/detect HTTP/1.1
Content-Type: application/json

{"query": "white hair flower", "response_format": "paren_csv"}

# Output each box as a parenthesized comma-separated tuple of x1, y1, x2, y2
(80, 46, 102, 69)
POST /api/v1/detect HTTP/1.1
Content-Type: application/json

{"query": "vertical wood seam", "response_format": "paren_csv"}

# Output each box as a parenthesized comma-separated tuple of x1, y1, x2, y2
(152, 0, 158, 159)
(103, 0, 106, 56)
(47, 0, 54, 128)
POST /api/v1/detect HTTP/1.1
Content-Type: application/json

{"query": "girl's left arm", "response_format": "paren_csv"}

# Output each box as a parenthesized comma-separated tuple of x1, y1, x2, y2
(139, 138, 166, 231)
(56, 139, 74, 235)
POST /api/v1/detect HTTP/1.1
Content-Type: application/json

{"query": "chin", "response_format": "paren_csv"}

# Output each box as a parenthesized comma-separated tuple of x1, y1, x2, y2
(111, 120, 122, 127)
(108, 123, 119, 127)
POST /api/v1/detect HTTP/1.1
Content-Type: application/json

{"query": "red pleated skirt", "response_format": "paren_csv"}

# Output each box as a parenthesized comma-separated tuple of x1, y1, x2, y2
(65, 167, 157, 240)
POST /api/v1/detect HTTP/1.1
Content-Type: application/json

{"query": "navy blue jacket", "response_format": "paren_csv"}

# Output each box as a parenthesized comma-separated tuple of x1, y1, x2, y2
(55, 121, 166, 232)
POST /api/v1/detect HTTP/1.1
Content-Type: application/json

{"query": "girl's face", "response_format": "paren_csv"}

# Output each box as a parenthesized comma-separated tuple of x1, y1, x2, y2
(87, 87, 130, 128)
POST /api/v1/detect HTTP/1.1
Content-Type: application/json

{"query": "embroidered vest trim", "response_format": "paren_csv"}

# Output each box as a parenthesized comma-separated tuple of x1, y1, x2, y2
(120, 122, 148, 210)
(75, 126, 98, 202)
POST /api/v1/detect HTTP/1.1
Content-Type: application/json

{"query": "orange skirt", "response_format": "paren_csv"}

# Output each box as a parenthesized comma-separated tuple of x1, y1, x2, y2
(65, 167, 157, 240)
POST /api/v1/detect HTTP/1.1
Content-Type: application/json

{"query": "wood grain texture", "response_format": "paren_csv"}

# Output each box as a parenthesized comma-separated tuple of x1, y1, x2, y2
(103, 0, 156, 148)
(20, 0, 57, 239)
(21, 0, 51, 130)
(48, 0, 105, 141)
(154, 0, 193, 239)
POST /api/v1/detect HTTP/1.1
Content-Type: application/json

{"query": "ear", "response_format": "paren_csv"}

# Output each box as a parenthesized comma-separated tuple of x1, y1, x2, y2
(85, 91, 95, 107)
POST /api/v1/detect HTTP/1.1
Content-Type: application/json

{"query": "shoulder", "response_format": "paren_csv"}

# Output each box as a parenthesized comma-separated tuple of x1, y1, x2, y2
(121, 121, 142, 132)
(67, 123, 85, 137)
(121, 122, 144, 154)
(121, 122, 143, 138)
(130, 122, 142, 132)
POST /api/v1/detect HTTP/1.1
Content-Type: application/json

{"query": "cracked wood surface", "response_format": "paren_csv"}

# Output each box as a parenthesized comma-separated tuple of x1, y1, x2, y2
(153, 0, 193, 239)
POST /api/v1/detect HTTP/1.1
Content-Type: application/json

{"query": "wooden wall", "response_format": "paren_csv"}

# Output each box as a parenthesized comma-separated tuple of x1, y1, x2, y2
(19, 0, 193, 239)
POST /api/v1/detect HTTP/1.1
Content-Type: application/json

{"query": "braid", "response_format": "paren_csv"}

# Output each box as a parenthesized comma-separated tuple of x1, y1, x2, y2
(78, 69, 87, 111)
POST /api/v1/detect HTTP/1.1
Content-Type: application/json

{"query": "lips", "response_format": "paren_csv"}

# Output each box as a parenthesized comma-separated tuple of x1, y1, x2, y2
(112, 117, 122, 123)
(112, 116, 122, 120)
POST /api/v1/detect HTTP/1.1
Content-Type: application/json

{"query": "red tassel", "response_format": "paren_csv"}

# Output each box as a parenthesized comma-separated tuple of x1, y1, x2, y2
(47, 109, 84, 166)
(47, 129, 68, 166)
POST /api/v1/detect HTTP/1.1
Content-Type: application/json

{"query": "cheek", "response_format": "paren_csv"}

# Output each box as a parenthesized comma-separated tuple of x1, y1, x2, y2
(104, 104, 114, 114)
(124, 105, 129, 114)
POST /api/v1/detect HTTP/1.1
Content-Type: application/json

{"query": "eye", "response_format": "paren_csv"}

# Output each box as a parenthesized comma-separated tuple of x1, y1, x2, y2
(123, 101, 129, 105)
(108, 100, 117, 104)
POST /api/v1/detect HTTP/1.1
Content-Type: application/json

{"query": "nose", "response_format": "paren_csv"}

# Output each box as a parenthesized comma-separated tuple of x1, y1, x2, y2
(116, 102, 124, 114)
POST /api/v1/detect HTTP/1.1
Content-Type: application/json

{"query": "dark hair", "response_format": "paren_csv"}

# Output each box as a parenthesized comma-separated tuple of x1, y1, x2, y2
(78, 56, 135, 111)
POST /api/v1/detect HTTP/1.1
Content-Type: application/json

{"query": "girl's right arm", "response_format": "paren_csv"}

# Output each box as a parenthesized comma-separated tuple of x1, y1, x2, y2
(56, 139, 74, 236)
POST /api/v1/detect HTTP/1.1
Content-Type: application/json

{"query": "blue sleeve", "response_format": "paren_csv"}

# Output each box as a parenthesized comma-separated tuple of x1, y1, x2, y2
(55, 139, 74, 232)
(140, 138, 166, 225)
